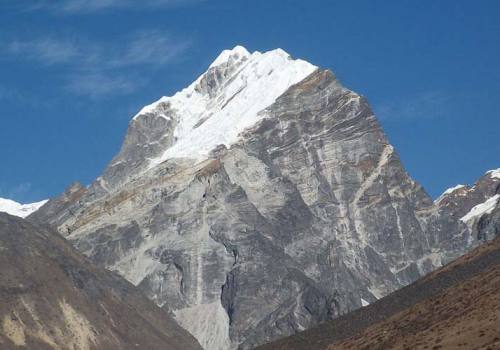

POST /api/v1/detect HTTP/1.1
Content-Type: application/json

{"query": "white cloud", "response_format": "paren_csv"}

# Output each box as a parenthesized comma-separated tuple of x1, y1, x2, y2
(7, 38, 79, 65)
(3, 30, 191, 97)
(66, 73, 139, 99)
(62, 0, 197, 12)
(5, 31, 189, 68)
(110, 30, 191, 67)
(23, 0, 204, 14)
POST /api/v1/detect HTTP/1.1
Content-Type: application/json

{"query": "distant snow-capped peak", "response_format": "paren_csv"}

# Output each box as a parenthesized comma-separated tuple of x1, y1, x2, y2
(0, 198, 48, 218)
(486, 168, 500, 179)
(132, 45, 317, 167)
(434, 184, 468, 204)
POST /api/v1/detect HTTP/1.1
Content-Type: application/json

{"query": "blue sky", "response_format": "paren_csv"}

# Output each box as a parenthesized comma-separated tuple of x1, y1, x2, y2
(0, 0, 499, 202)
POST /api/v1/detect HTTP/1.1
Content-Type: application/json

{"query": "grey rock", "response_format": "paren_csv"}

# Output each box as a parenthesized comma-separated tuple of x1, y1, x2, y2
(436, 170, 500, 242)
(30, 49, 497, 350)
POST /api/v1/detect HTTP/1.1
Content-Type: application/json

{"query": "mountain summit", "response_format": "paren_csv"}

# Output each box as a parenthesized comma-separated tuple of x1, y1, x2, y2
(97, 46, 317, 191)
(135, 46, 315, 164)
(32, 46, 496, 350)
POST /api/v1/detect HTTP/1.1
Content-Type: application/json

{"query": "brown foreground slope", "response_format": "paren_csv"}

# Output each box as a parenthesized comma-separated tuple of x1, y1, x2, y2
(0, 213, 202, 350)
(257, 237, 500, 350)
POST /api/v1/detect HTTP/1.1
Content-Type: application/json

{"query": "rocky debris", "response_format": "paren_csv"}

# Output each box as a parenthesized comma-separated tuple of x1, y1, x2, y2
(0, 213, 202, 350)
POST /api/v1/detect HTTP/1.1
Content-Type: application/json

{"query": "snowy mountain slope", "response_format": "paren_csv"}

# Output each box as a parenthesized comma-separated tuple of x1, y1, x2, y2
(93, 46, 317, 193)
(145, 47, 317, 166)
(435, 168, 500, 241)
(487, 168, 500, 179)
(461, 194, 500, 226)
(435, 168, 500, 219)
(0, 197, 47, 218)
(434, 184, 466, 204)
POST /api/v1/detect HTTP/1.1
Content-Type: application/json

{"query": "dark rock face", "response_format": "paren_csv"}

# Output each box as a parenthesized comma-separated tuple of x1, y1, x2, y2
(30, 47, 497, 349)
(0, 213, 202, 350)
(256, 235, 500, 350)
(477, 206, 500, 240)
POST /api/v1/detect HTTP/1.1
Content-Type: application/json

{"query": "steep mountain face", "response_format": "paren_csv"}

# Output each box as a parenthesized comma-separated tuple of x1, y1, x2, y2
(0, 213, 202, 350)
(32, 46, 482, 349)
(0, 198, 47, 218)
(257, 230, 500, 350)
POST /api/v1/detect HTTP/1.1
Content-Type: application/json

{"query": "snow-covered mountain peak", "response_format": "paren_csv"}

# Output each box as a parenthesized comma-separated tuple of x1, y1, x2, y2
(0, 198, 48, 218)
(209, 45, 251, 68)
(486, 168, 500, 180)
(435, 184, 467, 204)
(132, 46, 318, 168)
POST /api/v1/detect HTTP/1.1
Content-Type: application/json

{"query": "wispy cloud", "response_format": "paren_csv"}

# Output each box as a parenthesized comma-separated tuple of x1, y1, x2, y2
(0, 85, 56, 109)
(5, 31, 189, 68)
(375, 91, 451, 121)
(7, 38, 79, 65)
(110, 30, 191, 67)
(66, 73, 139, 98)
(23, 0, 203, 14)
(3, 30, 190, 98)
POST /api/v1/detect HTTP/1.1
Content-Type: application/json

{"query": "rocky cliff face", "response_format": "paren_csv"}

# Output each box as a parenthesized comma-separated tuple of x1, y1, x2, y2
(435, 169, 500, 242)
(0, 213, 202, 350)
(31, 46, 492, 349)
(257, 232, 500, 350)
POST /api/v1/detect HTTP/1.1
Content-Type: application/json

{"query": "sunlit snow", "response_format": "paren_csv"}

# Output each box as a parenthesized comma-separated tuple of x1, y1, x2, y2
(435, 184, 466, 203)
(460, 194, 500, 224)
(133, 45, 317, 168)
(486, 168, 500, 180)
(0, 198, 48, 218)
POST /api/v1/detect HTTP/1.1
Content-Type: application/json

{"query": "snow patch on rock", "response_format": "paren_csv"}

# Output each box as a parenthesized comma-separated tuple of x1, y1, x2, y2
(133, 96, 171, 120)
(486, 168, 500, 180)
(133, 45, 317, 167)
(460, 194, 500, 225)
(435, 184, 466, 203)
